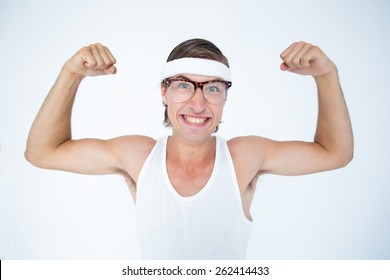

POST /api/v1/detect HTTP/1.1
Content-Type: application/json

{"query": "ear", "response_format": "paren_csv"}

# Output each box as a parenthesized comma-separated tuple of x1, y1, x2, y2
(161, 84, 168, 105)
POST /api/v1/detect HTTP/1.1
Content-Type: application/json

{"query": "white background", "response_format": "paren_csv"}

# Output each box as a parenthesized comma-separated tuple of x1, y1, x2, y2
(0, 0, 389, 259)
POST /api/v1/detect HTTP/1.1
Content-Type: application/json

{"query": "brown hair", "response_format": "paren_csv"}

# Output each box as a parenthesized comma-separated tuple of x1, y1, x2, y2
(162, 38, 230, 133)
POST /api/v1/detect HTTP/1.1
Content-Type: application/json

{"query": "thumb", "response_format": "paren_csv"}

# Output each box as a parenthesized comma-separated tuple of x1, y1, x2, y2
(103, 65, 117, 75)
(280, 62, 291, 72)
(280, 62, 299, 73)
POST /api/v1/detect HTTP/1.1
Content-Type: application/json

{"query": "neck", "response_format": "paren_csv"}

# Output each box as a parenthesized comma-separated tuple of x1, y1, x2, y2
(167, 134, 216, 165)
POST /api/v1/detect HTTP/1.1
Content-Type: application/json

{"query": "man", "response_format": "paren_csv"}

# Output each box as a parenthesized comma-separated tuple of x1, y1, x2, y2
(25, 39, 353, 259)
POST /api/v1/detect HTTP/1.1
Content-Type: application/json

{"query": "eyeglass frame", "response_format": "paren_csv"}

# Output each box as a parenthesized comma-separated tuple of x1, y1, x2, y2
(162, 77, 232, 104)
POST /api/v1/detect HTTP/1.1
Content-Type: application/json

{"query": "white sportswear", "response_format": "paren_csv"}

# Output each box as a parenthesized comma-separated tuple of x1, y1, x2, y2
(136, 136, 252, 259)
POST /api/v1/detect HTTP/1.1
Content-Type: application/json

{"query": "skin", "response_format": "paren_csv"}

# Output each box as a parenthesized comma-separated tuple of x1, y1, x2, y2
(25, 42, 354, 220)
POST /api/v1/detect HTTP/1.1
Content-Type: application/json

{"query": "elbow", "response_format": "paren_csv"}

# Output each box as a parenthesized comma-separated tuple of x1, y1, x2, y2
(25, 147, 33, 164)
(343, 144, 354, 166)
(347, 149, 354, 165)
(25, 140, 70, 169)
(334, 148, 354, 169)
(24, 148, 49, 168)
(24, 148, 39, 166)
(340, 153, 353, 168)
(339, 135, 355, 168)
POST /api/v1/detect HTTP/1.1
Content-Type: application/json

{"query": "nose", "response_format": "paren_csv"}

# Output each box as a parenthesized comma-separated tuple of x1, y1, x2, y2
(188, 87, 207, 112)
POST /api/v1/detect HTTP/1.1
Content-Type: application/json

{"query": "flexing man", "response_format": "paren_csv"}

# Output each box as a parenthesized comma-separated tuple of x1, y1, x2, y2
(25, 39, 353, 259)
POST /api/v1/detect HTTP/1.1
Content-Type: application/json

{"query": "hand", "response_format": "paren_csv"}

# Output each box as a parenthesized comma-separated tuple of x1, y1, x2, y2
(280, 41, 336, 78)
(63, 43, 117, 78)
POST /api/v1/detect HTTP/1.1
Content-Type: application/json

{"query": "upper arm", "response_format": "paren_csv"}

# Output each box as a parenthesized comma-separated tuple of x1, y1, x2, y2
(261, 139, 343, 176)
(229, 136, 348, 180)
(26, 135, 156, 180)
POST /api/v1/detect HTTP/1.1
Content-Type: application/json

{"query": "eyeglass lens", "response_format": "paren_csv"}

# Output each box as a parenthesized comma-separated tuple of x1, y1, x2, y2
(167, 79, 228, 104)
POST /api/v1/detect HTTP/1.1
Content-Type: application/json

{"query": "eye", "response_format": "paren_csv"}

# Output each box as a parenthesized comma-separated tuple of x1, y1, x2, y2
(176, 81, 192, 90)
(205, 82, 223, 94)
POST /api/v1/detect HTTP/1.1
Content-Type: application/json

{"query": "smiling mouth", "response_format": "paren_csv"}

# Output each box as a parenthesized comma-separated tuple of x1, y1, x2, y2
(182, 115, 210, 125)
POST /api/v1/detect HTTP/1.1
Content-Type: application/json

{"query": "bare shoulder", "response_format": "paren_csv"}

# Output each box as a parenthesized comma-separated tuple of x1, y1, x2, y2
(107, 135, 156, 181)
(227, 135, 273, 161)
(110, 135, 156, 150)
(227, 136, 272, 189)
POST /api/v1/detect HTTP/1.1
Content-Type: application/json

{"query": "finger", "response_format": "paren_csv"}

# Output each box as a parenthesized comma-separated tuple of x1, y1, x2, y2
(300, 45, 322, 68)
(92, 44, 117, 75)
(103, 46, 117, 65)
(101, 46, 117, 74)
(280, 41, 298, 58)
(103, 65, 117, 75)
(95, 43, 117, 68)
(88, 44, 107, 69)
(280, 42, 296, 65)
(280, 62, 289, 71)
(280, 41, 307, 70)
(80, 46, 98, 69)
(293, 43, 313, 68)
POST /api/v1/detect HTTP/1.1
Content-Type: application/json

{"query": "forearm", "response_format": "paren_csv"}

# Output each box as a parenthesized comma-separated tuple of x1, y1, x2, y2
(25, 67, 84, 164)
(314, 68, 354, 166)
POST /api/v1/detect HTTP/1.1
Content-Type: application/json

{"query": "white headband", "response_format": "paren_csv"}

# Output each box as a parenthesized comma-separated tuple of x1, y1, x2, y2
(161, 57, 231, 81)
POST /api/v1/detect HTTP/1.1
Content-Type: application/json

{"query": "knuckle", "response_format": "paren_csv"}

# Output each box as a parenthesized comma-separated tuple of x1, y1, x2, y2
(89, 60, 98, 67)
(92, 42, 102, 48)
(95, 61, 105, 69)
(80, 46, 90, 55)
(292, 57, 301, 65)
(312, 45, 320, 52)
(301, 55, 309, 63)
(301, 57, 310, 67)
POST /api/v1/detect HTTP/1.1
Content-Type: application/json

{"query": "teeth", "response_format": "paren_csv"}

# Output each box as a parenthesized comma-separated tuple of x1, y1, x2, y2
(184, 115, 208, 124)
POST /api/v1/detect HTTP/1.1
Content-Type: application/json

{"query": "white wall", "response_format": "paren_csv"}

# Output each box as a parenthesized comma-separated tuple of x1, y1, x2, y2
(1, 0, 389, 259)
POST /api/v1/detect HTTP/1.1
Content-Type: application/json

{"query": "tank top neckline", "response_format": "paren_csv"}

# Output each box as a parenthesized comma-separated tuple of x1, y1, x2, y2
(161, 136, 220, 201)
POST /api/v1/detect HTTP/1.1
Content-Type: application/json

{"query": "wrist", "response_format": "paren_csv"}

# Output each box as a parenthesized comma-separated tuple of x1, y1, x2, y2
(54, 65, 85, 92)
(314, 64, 339, 83)
(61, 62, 86, 82)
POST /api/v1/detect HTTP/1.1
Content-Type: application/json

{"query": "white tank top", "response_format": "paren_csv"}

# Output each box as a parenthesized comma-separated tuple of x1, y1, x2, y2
(136, 136, 252, 259)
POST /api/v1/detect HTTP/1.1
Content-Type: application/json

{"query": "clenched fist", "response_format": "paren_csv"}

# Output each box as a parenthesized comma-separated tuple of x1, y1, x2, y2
(280, 41, 336, 78)
(63, 43, 117, 78)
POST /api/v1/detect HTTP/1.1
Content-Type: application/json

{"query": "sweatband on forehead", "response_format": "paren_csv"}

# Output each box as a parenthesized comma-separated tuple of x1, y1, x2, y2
(161, 57, 232, 81)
